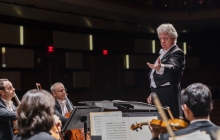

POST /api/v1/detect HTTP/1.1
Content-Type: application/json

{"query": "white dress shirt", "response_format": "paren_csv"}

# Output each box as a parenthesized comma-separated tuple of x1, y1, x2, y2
(57, 99, 68, 116)
(1, 98, 14, 111)
(150, 44, 176, 88)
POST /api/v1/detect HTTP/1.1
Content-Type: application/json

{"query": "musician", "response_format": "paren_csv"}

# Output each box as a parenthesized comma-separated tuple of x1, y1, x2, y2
(50, 82, 73, 126)
(150, 83, 220, 140)
(13, 89, 57, 140)
(0, 78, 17, 140)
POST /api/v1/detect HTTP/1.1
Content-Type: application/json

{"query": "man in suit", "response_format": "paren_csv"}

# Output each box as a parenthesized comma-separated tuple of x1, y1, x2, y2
(0, 78, 17, 140)
(50, 82, 73, 126)
(150, 83, 220, 140)
(147, 23, 185, 118)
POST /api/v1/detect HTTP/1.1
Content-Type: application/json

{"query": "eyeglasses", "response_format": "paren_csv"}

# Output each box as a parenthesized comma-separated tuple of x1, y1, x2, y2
(54, 89, 67, 93)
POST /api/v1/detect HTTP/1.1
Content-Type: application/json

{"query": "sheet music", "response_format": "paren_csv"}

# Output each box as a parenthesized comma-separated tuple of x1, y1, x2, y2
(90, 111, 122, 135)
(90, 111, 158, 140)
(101, 116, 158, 140)
(129, 116, 157, 140)
(101, 118, 130, 140)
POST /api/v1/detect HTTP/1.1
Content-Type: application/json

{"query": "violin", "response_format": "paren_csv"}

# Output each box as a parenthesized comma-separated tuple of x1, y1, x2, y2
(131, 92, 189, 135)
(36, 83, 64, 140)
(131, 118, 189, 133)
(147, 92, 189, 137)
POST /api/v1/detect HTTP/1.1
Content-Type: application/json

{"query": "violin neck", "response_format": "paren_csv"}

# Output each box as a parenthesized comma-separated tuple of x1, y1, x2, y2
(140, 122, 148, 125)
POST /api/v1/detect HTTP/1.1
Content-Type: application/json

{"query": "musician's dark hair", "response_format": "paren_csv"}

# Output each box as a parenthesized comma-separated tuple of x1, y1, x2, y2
(181, 83, 212, 118)
(15, 89, 55, 135)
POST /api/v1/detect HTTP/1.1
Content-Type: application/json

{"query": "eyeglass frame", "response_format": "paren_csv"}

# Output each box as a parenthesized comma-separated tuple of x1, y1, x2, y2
(53, 89, 67, 93)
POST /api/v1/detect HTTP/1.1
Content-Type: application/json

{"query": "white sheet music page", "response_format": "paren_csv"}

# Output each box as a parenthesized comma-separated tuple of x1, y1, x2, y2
(129, 116, 157, 140)
(101, 118, 130, 140)
(90, 111, 122, 136)
(101, 116, 157, 140)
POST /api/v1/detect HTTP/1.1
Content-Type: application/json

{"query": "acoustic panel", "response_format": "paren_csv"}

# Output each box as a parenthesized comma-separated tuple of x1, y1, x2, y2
(66, 52, 83, 69)
(73, 72, 90, 87)
(0, 71, 21, 90)
(53, 31, 90, 50)
(5, 48, 34, 68)
(0, 23, 20, 44)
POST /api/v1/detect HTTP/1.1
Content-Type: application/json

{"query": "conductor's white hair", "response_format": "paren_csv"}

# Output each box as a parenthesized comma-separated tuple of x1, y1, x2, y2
(157, 23, 178, 44)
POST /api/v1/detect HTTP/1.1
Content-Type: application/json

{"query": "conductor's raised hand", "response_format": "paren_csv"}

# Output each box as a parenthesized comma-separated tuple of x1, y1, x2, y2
(146, 58, 161, 71)
(146, 62, 154, 69)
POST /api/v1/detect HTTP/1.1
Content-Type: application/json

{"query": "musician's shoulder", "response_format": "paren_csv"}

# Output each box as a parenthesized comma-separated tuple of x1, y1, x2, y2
(13, 132, 56, 140)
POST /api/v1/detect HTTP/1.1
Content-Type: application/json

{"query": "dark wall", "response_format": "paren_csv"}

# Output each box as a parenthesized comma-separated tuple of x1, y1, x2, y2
(1, 16, 220, 105)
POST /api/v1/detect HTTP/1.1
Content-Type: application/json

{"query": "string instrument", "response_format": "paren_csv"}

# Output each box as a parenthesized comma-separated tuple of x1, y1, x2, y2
(66, 128, 91, 140)
(64, 93, 74, 118)
(36, 83, 64, 140)
(13, 92, 21, 134)
(131, 117, 188, 133)
(131, 94, 189, 134)
(63, 93, 91, 140)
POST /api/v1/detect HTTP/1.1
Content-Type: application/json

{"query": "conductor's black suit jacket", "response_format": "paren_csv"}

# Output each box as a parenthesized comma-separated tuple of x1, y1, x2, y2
(149, 45, 185, 87)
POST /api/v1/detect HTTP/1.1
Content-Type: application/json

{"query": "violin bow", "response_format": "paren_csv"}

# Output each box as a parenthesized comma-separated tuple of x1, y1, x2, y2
(151, 92, 176, 140)
(166, 107, 174, 120)
(36, 83, 42, 90)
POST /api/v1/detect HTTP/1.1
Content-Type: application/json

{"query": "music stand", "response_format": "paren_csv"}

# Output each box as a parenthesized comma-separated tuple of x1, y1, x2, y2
(62, 106, 104, 140)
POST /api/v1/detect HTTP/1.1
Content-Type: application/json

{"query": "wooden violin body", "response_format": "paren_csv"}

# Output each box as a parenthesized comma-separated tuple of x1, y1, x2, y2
(131, 118, 189, 134)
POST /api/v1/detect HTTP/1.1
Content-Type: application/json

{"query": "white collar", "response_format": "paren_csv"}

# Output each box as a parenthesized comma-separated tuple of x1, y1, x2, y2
(1, 97, 13, 106)
(190, 119, 210, 124)
(57, 99, 66, 104)
(160, 44, 176, 54)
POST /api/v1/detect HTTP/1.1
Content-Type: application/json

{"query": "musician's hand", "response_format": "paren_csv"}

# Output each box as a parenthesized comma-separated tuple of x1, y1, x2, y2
(54, 115, 62, 131)
(147, 120, 160, 138)
(147, 94, 152, 104)
(80, 128, 91, 140)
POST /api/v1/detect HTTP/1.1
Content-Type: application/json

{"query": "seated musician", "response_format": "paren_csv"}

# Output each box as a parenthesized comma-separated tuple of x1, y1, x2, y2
(50, 82, 73, 126)
(0, 78, 17, 140)
(150, 83, 220, 140)
(13, 89, 59, 140)
(51, 82, 91, 140)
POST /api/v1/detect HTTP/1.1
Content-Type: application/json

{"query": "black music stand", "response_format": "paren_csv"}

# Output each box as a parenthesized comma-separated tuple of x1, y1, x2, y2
(113, 103, 134, 110)
(62, 106, 104, 140)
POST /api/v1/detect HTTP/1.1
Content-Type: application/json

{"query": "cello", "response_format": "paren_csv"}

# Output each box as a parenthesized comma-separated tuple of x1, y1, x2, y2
(36, 83, 64, 140)
(63, 93, 91, 140)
